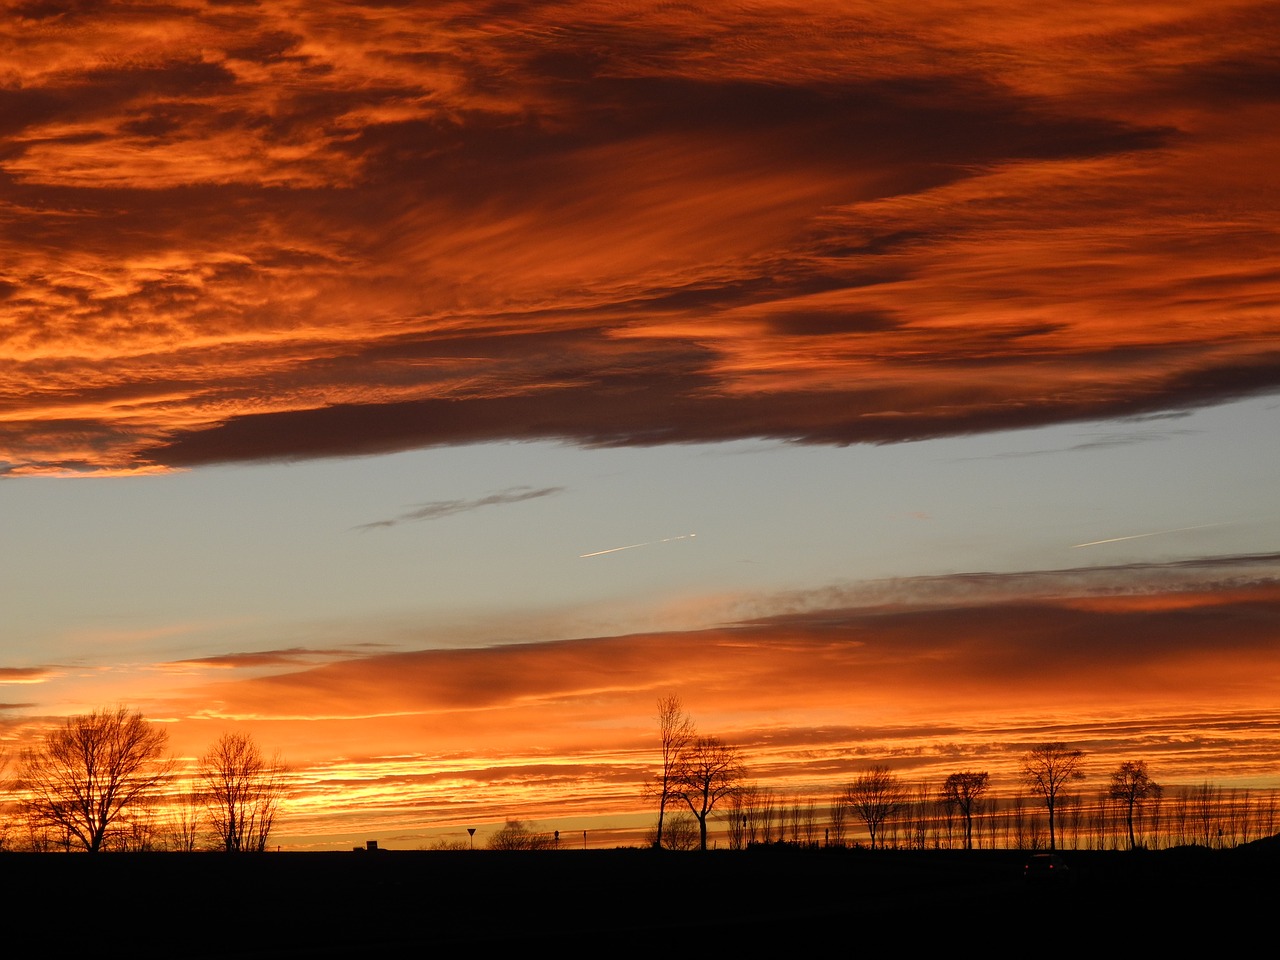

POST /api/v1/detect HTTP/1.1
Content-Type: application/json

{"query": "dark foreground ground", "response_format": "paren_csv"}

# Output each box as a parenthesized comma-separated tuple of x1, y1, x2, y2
(4, 841, 1276, 955)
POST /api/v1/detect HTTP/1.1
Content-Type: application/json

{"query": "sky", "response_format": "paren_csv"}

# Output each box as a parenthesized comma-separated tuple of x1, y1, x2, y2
(2, 0, 1279, 849)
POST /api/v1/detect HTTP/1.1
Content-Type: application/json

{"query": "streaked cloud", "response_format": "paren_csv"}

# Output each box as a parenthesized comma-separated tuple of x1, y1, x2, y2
(0, 667, 57, 685)
(355, 485, 565, 530)
(2, 1, 1277, 474)
(164, 646, 373, 671)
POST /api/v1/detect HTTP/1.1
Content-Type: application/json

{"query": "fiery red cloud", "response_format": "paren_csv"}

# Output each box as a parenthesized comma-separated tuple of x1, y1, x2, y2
(3, 1, 1277, 474)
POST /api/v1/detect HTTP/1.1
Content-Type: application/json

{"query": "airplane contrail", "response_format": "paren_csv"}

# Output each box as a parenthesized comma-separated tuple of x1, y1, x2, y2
(579, 533, 696, 558)
(1071, 522, 1225, 549)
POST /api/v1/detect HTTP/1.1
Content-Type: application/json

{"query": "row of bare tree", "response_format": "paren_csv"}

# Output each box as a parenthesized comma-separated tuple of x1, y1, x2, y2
(7, 702, 1259, 854)
(0, 706, 286, 854)
(645, 708, 1266, 853)
(712, 778, 1278, 853)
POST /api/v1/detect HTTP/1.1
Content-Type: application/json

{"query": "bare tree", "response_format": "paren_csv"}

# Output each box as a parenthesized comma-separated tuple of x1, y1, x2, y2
(1060, 792, 1083, 850)
(757, 787, 778, 843)
(910, 781, 933, 849)
(1193, 781, 1217, 847)
(113, 801, 160, 852)
(1012, 793, 1028, 849)
(663, 813, 700, 851)
(733, 783, 761, 845)
(725, 789, 752, 849)
(1109, 760, 1162, 850)
(844, 766, 907, 849)
(200, 732, 287, 853)
(1254, 788, 1274, 839)
(1170, 785, 1190, 847)
(427, 837, 472, 851)
(19, 706, 172, 853)
(647, 695, 695, 850)
(828, 791, 849, 846)
(1234, 788, 1252, 846)
(1146, 781, 1164, 849)
(801, 799, 818, 846)
(737, 784, 775, 844)
(487, 818, 555, 850)
(940, 771, 990, 850)
(164, 785, 205, 852)
(1021, 742, 1085, 851)
(672, 735, 746, 851)
(788, 796, 802, 842)
(0, 749, 11, 851)
(978, 796, 996, 849)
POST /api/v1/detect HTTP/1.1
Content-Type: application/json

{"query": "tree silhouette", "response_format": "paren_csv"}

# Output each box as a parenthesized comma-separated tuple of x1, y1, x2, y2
(648, 695, 694, 850)
(19, 706, 172, 853)
(939, 771, 990, 850)
(673, 735, 746, 850)
(828, 790, 849, 845)
(1109, 760, 1161, 850)
(200, 732, 287, 852)
(0, 748, 11, 851)
(486, 818, 554, 850)
(845, 766, 907, 849)
(645, 811, 699, 850)
(1021, 742, 1085, 851)
(165, 786, 205, 852)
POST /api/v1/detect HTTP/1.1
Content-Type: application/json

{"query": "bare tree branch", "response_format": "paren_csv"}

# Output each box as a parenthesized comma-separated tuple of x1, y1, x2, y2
(647, 695, 695, 850)
(939, 771, 990, 850)
(672, 735, 746, 851)
(200, 732, 287, 853)
(845, 766, 907, 849)
(1109, 760, 1162, 850)
(19, 706, 172, 853)
(1021, 742, 1085, 851)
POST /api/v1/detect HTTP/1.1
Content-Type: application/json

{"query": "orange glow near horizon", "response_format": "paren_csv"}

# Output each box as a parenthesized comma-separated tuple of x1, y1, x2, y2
(7, 560, 1279, 848)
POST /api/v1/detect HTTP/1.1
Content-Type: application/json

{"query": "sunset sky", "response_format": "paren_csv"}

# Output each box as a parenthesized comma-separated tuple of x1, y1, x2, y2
(3, 0, 1279, 850)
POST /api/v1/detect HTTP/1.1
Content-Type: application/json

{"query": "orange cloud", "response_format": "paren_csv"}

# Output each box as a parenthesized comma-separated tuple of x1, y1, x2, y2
(0, 666, 57, 684)
(2, 1, 1276, 474)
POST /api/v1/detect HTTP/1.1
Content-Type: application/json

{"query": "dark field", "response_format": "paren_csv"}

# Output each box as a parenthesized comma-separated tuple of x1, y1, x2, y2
(5, 842, 1276, 955)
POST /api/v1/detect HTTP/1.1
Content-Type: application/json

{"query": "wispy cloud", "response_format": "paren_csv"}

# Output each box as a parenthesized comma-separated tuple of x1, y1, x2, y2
(163, 646, 369, 671)
(0, 667, 57, 685)
(355, 485, 565, 530)
(955, 430, 1198, 461)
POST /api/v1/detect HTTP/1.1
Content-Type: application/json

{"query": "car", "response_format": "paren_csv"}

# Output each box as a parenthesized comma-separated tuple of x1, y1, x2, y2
(1023, 852, 1070, 883)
